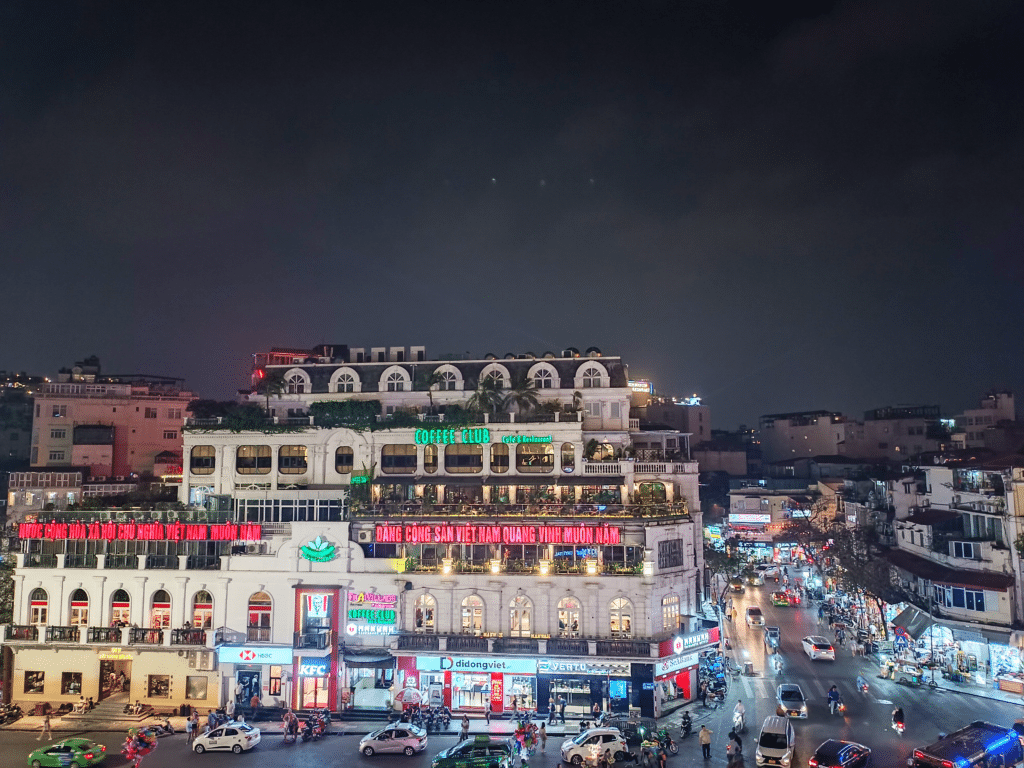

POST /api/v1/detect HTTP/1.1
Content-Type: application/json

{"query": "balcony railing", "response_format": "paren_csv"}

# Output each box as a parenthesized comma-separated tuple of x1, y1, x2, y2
(171, 628, 208, 646)
(144, 554, 179, 570)
(6, 625, 39, 641)
(129, 627, 164, 645)
(396, 634, 440, 651)
(493, 637, 538, 654)
(105, 554, 139, 569)
(88, 627, 123, 643)
(186, 555, 222, 570)
(294, 631, 331, 650)
(246, 627, 272, 643)
(46, 626, 81, 642)
(548, 638, 589, 655)
(25, 554, 58, 568)
(351, 501, 687, 521)
(596, 639, 655, 657)
(447, 635, 488, 653)
(65, 554, 98, 568)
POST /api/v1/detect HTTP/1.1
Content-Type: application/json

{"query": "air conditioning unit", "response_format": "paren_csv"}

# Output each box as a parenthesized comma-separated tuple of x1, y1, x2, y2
(196, 651, 215, 671)
(187, 651, 196, 668)
(87, 476, 96, 482)
(357, 530, 373, 543)
(245, 542, 267, 555)
(116, 476, 125, 482)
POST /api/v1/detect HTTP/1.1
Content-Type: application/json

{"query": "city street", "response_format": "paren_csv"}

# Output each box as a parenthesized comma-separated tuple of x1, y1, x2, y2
(657, 575, 1024, 766)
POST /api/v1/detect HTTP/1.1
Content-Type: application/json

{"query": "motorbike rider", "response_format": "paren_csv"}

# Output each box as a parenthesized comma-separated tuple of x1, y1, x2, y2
(892, 706, 905, 727)
(733, 699, 746, 731)
(827, 686, 841, 715)
(681, 711, 693, 736)
(856, 675, 868, 692)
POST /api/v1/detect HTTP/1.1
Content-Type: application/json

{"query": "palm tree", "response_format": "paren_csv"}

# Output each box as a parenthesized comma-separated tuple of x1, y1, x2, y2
(505, 372, 539, 415)
(254, 370, 287, 416)
(419, 368, 448, 408)
(468, 376, 505, 415)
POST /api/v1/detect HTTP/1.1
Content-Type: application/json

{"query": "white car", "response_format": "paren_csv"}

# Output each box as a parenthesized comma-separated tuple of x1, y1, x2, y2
(748, 572, 765, 586)
(746, 607, 765, 626)
(757, 564, 781, 579)
(756, 716, 795, 768)
(775, 684, 808, 718)
(802, 635, 836, 661)
(193, 722, 261, 754)
(359, 723, 428, 756)
(561, 729, 628, 766)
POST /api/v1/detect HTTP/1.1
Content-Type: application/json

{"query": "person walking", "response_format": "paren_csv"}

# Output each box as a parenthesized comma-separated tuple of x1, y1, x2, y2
(699, 725, 712, 759)
(548, 696, 556, 724)
(38, 712, 52, 741)
(225, 698, 235, 720)
(558, 695, 567, 724)
(185, 714, 196, 746)
(460, 714, 470, 740)
(539, 723, 547, 752)
(234, 680, 243, 704)
(699, 680, 708, 708)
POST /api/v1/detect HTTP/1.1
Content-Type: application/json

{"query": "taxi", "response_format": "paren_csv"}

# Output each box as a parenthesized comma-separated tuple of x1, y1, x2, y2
(771, 592, 790, 607)
(28, 739, 107, 768)
(431, 736, 514, 768)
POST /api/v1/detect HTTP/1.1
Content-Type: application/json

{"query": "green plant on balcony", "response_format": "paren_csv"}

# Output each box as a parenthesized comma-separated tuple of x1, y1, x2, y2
(504, 559, 530, 573)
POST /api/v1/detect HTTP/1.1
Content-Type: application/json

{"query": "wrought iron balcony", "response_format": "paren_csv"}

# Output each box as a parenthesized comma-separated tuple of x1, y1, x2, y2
(45, 626, 81, 642)
(396, 634, 440, 651)
(129, 627, 164, 645)
(87, 627, 123, 643)
(171, 628, 208, 646)
(547, 638, 589, 655)
(493, 637, 538, 654)
(294, 631, 331, 650)
(446, 635, 488, 653)
(595, 639, 655, 658)
(5, 625, 39, 641)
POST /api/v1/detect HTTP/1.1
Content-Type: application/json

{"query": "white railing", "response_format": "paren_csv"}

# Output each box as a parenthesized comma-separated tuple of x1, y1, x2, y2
(583, 462, 622, 475)
(628, 418, 640, 430)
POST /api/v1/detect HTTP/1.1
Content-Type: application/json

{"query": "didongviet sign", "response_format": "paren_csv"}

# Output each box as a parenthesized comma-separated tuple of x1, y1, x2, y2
(18, 521, 263, 542)
(374, 523, 621, 545)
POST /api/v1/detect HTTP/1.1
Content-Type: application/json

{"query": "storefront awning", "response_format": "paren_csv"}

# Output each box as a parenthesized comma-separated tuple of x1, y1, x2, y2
(891, 605, 934, 639)
(343, 650, 396, 668)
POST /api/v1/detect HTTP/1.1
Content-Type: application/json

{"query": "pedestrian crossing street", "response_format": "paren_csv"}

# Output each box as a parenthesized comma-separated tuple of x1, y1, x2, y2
(727, 673, 894, 708)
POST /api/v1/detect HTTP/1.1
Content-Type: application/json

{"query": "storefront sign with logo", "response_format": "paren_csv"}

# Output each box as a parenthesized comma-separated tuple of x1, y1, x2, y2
(217, 646, 294, 665)
(655, 652, 698, 677)
(416, 656, 537, 674)
(375, 523, 620, 545)
(415, 428, 491, 445)
(537, 660, 630, 676)
(18, 521, 262, 542)
(305, 593, 332, 619)
(300, 536, 338, 562)
(663, 627, 720, 657)
(299, 659, 329, 676)
(98, 647, 134, 661)
(345, 623, 395, 636)
(501, 434, 552, 444)
(728, 513, 771, 524)
(347, 591, 398, 624)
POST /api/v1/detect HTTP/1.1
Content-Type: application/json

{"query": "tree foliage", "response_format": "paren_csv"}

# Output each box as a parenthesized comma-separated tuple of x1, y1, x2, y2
(308, 400, 382, 430)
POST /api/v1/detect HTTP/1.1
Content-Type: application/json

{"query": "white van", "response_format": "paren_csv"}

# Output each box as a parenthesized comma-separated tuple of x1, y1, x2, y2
(755, 716, 794, 767)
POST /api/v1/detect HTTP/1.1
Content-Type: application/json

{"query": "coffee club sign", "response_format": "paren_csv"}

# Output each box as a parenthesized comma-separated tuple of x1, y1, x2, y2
(18, 521, 262, 542)
(374, 523, 621, 545)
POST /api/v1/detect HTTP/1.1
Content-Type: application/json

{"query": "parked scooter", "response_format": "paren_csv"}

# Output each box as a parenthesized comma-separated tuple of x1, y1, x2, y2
(149, 720, 176, 737)
(0, 703, 23, 724)
(656, 728, 678, 754)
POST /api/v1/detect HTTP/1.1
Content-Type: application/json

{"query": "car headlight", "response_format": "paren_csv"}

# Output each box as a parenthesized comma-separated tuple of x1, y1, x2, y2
(781, 755, 791, 766)
(756, 749, 764, 761)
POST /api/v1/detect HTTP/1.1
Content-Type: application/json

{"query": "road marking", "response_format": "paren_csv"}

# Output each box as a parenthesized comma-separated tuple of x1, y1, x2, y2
(877, 699, 893, 705)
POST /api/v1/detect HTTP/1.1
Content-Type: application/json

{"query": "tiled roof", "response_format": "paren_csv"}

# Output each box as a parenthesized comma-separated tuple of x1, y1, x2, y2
(885, 548, 1014, 590)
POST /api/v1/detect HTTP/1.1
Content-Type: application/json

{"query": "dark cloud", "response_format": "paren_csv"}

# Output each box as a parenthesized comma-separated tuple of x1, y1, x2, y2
(1, 0, 1022, 426)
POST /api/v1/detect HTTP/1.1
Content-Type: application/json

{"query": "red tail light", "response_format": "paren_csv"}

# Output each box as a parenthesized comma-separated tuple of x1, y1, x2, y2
(100, 747, 106, 752)
(914, 751, 925, 760)
(808, 760, 818, 767)
(84, 754, 94, 760)
(942, 761, 954, 768)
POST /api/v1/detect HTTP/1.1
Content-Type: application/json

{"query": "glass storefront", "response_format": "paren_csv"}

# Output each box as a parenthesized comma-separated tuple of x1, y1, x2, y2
(505, 674, 536, 710)
(453, 673, 491, 709)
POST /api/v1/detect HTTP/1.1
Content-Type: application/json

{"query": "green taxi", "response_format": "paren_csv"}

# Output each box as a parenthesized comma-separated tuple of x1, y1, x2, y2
(771, 591, 790, 607)
(28, 739, 108, 768)
(431, 736, 513, 768)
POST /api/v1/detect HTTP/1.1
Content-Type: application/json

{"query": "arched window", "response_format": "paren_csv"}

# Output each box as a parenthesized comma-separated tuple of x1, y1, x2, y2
(236, 445, 271, 474)
(532, 369, 554, 389)
(330, 367, 361, 393)
(278, 445, 307, 474)
(423, 444, 438, 474)
(286, 372, 307, 394)
(110, 589, 131, 625)
(335, 446, 354, 474)
(478, 363, 510, 389)
(637, 482, 667, 503)
(561, 443, 575, 472)
(516, 442, 554, 473)
(610, 598, 633, 638)
(414, 594, 436, 633)
(579, 364, 606, 388)
(190, 445, 216, 475)
(386, 371, 406, 392)
(30, 587, 48, 624)
(381, 444, 416, 474)
(661, 594, 680, 632)
(509, 596, 532, 637)
(192, 591, 214, 629)
(461, 595, 484, 635)
(151, 589, 171, 629)
(445, 444, 483, 473)
(557, 596, 581, 638)
(490, 443, 509, 473)
(438, 370, 459, 391)
(69, 588, 89, 626)
(248, 592, 272, 642)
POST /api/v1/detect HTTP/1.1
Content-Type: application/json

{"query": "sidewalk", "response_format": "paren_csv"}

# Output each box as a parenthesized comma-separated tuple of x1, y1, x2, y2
(0, 711, 587, 737)
(863, 652, 1024, 706)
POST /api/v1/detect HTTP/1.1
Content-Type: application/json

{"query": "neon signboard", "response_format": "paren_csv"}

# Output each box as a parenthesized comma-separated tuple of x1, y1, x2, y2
(347, 592, 397, 625)
(18, 521, 262, 542)
(728, 513, 771, 524)
(373, 523, 621, 545)
(299, 660, 329, 676)
(305, 594, 331, 619)
(300, 536, 338, 562)
(415, 428, 490, 445)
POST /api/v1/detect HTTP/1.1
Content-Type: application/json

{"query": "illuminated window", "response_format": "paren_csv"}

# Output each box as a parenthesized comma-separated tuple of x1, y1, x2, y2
(192, 590, 213, 629)
(69, 588, 89, 626)
(151, 589, 171, 629)
(52, 405, 67, 418)
(414, 594, 436, 633)
(637, 482, 667, 503)
(591, 442, 615, 461)
(279, 445, 308, 474)
(445, 444, 483, 474)
(30, 588, 48, 624)
(236, 445, 271, 474)
(190, 445, 216, 475)
(516, 443, 554, 473)
(381, 444, 416, 474)
(110, 589, 131, 625)
(509, 596, 532, 637)
(423, 444, 438, 474)
(490, 443, 509, 473)
(247, 592, 272, 642)
(461, 595, 484, 635)
(561, 443, 575, 471)
(610, 598, 633, 638)
(557, 597, 581, 637)
(661, 594, 680, 632)
(335, 446, 354, 474)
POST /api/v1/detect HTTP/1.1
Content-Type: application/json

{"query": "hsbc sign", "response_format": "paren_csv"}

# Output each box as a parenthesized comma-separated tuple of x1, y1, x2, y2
(217, 646, 294, 665)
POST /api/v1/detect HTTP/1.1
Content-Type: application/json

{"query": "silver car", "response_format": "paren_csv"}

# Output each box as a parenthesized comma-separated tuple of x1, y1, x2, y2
(775, 684, 807, 718)
(359, 724, 428, 756)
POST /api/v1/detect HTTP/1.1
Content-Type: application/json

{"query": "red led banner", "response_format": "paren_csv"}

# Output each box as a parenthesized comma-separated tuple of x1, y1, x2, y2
(373, 523, 621, 545)
(17, 521, 262, 542)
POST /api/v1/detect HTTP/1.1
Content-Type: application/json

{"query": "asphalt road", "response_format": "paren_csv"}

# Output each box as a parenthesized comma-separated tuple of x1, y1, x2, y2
(656, 576, 1024, 767)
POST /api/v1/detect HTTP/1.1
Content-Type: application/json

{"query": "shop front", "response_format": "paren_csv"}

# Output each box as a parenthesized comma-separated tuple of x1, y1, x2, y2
(536, 659, 632, 717)
(342, 649, 396, 710)
(292, 586, 341, 711)
(396, 655, 538, 713)
(217, 644, 293, 710)
(654, 651, 698, 706)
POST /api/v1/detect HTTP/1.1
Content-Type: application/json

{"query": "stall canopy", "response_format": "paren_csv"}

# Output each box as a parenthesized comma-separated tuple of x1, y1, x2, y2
(343, 649, 396, 668)
(891, 605, 934, 639)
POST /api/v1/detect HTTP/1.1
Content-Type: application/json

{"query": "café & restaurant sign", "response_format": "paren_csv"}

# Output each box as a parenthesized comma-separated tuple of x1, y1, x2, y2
(375, 523, 620, 545)
(19, 521, 263, 542)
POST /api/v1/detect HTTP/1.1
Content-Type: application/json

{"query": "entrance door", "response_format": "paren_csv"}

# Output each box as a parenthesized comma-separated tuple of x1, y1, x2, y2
(236, 671, 261, 708)
(99, 660, 132, 702)
(301, 675, 329, 708)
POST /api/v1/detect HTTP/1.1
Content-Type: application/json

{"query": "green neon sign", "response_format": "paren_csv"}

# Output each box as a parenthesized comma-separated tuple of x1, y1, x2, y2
(350, 476, 368, 484)
(502, 434, 552, 444)
(347, 608, 396, 624)
(414, 428, 491, 445)
(299, 536, 338, 562)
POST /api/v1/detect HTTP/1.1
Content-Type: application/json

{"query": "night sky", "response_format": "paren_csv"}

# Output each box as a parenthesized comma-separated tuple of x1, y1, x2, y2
(3, 1, 1022, 428)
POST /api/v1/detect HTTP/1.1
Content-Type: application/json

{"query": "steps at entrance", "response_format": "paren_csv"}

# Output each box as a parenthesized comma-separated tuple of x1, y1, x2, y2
(60, 693, 153, 724)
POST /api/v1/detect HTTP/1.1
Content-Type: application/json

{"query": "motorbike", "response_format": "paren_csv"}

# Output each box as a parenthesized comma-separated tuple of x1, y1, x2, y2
(680, 718, 693, 740)
(892, 719, 905, 736)
(149, 720, 176, 737)
(656, 729, 678, 754)
(732, 711, 746, 734)
(708, 689, 726, 706)
(301, 712, 328, 742)
(0, 704, 23, 724)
